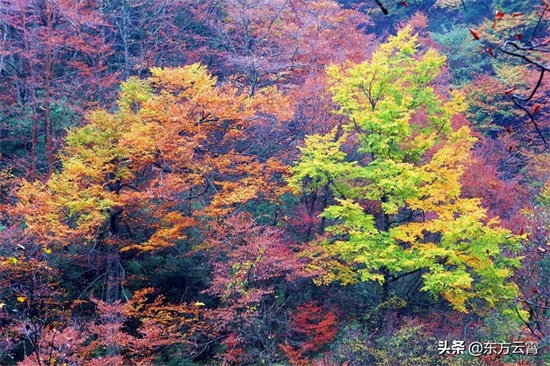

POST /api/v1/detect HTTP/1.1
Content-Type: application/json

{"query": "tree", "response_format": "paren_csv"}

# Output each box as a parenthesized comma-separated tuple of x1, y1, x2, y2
(189, 0, 372, 93)
(512, 180, 550, 344)
(289, 26, 521, 314)
(9, 62, 290, 298)
(279, 301, 338, 365)
(99, 0, 197, 79)
(1, 64, 293, 364)
(202, 212, 305, 364)
(6, 288, 208, 365)
(0, 0, 115, 174)
(465, 2, 550, 150)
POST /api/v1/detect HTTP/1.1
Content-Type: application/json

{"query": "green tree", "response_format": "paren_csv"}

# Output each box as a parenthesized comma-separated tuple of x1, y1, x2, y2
(430, 26, 487, 86)
(289, 26, 521, 314)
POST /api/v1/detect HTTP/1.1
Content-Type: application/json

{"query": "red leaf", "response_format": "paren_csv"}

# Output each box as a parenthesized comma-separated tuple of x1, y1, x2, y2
(400, 1, 409, 6)
(469, 28, 481, 40)
(504, 87, 517, 95)
(516, 34, 523, 40)
(531, 104, 541, 115)
(495, 10, 505, 20)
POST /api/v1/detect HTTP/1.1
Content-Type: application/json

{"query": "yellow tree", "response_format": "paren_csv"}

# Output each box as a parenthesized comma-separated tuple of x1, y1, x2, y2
(289, 26, 522, 314)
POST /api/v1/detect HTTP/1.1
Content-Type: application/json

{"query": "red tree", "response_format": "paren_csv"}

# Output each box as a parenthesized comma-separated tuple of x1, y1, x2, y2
(0, 0, 115, 174)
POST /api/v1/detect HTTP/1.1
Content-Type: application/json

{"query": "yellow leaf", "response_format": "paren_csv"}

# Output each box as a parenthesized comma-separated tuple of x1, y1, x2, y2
(16, 296, 26, 303)
(43, 248, 52, 254)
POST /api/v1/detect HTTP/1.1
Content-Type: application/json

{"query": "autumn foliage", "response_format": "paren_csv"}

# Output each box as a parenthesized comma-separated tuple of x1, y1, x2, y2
(0, 0, 549, 364)
(280, 301, 338, 365)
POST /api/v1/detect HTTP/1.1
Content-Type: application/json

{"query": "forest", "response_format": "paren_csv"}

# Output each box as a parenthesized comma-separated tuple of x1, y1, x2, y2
(0, 0, 548, 365)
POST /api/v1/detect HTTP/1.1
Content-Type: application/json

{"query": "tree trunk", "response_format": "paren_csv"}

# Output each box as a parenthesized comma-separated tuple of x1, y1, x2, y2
(44, 52, 53, 174)
(105, 206, 123, 304)
(105, 253, 121, 305)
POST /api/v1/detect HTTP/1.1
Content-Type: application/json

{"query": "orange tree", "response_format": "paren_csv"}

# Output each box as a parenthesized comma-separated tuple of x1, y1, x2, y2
(1, 64, 292, 363)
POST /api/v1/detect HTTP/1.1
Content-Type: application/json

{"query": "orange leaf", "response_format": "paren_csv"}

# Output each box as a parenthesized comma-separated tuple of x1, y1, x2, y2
(504, 87, 516, 95)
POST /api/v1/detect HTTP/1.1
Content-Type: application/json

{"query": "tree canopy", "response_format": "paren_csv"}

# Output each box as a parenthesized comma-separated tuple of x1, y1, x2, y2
(0, 0, 548, 364)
